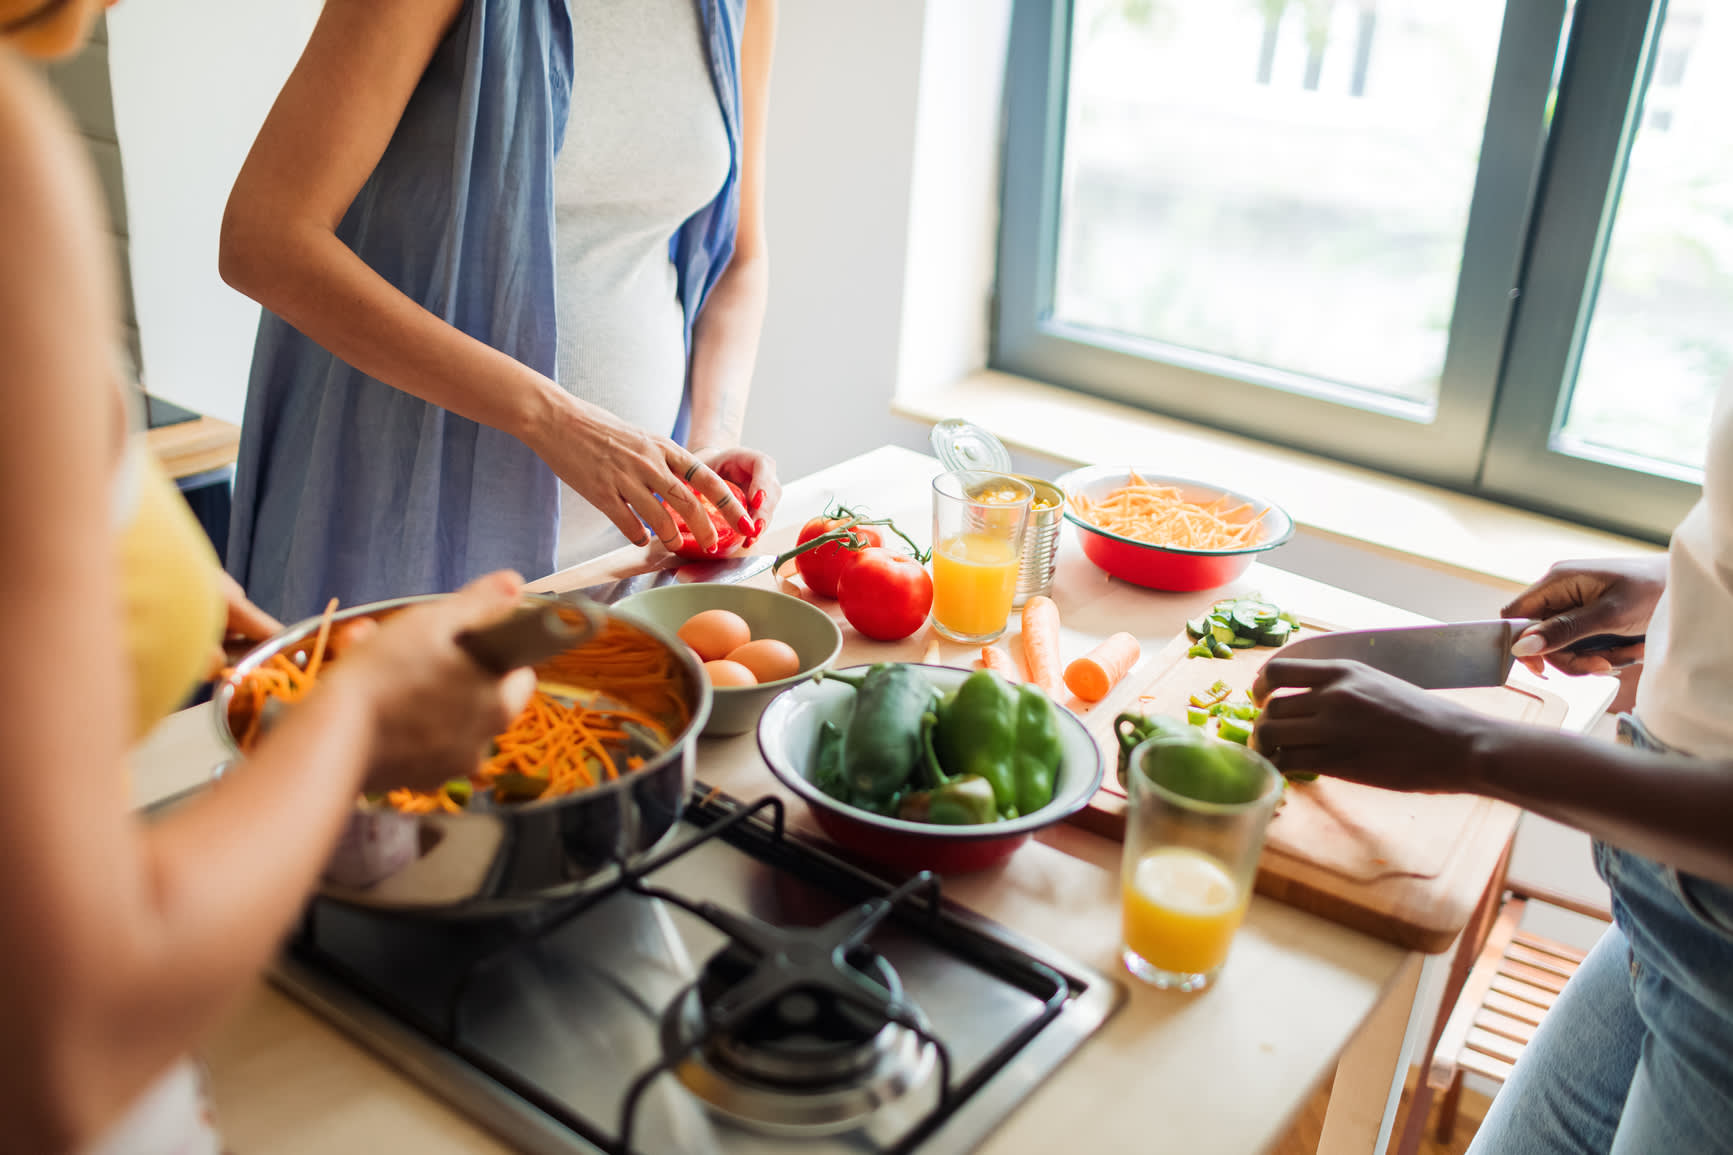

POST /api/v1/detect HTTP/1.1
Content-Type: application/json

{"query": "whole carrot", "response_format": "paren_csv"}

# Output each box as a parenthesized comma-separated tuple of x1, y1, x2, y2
(1020, 595, 1062, 694)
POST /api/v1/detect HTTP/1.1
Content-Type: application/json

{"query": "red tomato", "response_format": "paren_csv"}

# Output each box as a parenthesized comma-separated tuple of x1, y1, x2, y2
(669, 480, 753, 560)
(794, 516, 883, 598)
(837, 548, 934, 642)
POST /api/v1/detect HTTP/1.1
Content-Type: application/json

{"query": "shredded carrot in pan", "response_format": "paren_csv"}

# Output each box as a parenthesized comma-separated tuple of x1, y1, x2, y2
(226, 605, 687, 813)
(1070, 470, 1269, 551)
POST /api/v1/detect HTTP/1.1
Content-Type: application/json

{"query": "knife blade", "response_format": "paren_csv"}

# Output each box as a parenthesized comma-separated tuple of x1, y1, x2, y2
(565, 552, 774, 607)
(1273, 619, 1646, 690)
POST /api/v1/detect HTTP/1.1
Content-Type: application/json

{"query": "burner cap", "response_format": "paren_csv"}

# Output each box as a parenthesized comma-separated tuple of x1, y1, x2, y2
(696, 942, 896, 1085)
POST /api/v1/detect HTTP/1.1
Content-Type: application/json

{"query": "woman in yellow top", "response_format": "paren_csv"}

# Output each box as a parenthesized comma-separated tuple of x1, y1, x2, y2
(0, 3, 538, 1150)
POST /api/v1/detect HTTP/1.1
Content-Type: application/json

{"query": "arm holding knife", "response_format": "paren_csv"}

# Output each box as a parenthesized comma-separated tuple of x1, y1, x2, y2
(1250, 550, 1733, 888)
(1252, 529, 1733, 1152)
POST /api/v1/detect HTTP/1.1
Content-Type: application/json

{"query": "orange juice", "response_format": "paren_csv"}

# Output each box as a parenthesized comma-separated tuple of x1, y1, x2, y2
(1122, 847, 1248, 977)
(931, 533, 1020, 640)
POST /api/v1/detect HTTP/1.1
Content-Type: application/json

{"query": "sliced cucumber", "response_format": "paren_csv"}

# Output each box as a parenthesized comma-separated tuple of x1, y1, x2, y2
(1185, 617, 1209, 640)
(1256, 620, 1293, 646)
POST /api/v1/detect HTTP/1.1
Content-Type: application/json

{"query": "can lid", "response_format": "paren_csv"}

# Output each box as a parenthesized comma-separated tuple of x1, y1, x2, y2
(930, 419, 1013, 473)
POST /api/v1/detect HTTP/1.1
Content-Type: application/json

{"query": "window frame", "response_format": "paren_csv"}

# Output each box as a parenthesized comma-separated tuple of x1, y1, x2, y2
(995, 0, 1698, 543)
(1478, 0, 1701, 540)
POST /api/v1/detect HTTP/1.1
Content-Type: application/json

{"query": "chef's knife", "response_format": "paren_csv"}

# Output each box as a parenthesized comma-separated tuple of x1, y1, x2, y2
(564, 552, 774, 607)
(1273, 619, 1645, 689)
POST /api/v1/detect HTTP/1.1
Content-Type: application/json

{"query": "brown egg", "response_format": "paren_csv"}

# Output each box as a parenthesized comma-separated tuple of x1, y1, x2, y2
(703, 659, 759, 688)
(678, 609, 752, 662)
(726, 638, 802, 684)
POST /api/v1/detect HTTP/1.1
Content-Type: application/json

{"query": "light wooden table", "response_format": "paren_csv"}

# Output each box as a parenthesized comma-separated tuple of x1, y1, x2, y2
(132, 445, 1616, 1155)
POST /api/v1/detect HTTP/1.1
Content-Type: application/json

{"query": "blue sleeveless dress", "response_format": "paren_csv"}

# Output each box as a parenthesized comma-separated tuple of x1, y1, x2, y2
(226, 0, 744, 622)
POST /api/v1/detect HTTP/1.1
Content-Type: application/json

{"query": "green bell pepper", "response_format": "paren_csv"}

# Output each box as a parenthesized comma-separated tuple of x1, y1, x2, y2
(1113, 711, 1197, 786)
(811, 719, 847, 801)
(900, 708, 1022, 826)
(928, 671, 1067, 819)
(1012, 684, 1063, 817)
(823, 664, 939, 806)
(931, 669, 1021, 816)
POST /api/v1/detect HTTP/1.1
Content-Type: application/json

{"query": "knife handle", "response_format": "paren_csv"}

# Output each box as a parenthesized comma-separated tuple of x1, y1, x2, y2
(1562, 633, 1646, 655)
(455, 603, 597, 675)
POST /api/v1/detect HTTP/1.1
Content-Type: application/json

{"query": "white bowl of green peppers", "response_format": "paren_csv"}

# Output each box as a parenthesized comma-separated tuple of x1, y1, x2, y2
(756, 663, 1105, 874)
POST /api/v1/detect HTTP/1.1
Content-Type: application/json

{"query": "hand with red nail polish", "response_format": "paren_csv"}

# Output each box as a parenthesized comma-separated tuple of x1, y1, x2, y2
(691, 447, 782, 533)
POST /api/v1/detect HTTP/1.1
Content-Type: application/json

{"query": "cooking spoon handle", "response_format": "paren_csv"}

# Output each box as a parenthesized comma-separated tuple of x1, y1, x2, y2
(455, 603, 598, 675)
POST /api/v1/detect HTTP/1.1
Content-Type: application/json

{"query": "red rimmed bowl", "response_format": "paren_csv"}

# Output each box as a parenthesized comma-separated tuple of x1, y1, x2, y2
(756, 664, 1104, 875)
(1054, 465, 1294, 592)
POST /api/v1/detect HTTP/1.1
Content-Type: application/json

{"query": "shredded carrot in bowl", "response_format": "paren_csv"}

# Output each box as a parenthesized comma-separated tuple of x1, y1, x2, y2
(1069, 470, 1269, 552)
(225, 605, 690, 813)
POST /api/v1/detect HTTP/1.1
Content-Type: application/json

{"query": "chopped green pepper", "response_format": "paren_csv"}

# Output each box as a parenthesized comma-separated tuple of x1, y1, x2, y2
(1217, 716, 1253, 745)
(491, 771, 550, 803)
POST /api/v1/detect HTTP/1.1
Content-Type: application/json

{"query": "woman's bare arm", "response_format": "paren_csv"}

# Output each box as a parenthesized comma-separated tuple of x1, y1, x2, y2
(0, 56, 530, 1148)
(684, 0, 781, 518)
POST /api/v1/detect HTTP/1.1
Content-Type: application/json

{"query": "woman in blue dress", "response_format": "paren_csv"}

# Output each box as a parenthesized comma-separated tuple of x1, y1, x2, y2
(221, 0, 780, 620)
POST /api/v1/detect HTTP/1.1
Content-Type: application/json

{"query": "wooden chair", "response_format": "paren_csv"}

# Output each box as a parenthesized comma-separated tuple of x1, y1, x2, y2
(1393, 878, 1614, 1152)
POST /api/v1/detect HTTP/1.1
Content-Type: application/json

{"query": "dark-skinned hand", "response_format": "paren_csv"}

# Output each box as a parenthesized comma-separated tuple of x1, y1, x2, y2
(1501, 556, 1666, 677)
(1249, 658, 1495, 793)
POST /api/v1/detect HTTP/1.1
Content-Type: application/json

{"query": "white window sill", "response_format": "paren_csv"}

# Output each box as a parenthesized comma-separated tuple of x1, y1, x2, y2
(894, 370, 1662, 588)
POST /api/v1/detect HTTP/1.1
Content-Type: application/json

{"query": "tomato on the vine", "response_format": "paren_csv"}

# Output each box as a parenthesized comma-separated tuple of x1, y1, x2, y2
(793, 515, 883, 597)
(837, 548, 934, 642)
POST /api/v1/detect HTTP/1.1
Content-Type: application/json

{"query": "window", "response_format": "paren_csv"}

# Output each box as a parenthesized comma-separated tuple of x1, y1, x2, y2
(998, 0, 1727, 541)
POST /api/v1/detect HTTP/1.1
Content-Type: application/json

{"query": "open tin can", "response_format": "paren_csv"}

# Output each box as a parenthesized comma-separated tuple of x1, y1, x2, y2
(930, 419, 1066, 606)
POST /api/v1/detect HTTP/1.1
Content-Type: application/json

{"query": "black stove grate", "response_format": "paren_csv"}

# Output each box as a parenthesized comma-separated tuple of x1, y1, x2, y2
(287, 792, 1077, 1155)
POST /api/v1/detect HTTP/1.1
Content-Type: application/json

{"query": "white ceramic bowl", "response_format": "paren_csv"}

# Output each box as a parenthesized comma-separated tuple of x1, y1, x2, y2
(757, 664, 1104, 873)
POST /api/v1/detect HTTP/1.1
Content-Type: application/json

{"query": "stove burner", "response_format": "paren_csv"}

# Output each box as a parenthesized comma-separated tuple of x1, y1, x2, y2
(652, 888, 943, 1136)
(697, 940, 899, 1087)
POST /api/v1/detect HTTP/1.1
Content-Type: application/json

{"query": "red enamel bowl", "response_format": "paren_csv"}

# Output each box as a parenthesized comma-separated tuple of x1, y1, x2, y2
(756, 665, 1104, 876)
(1055, 466, 1294, 592)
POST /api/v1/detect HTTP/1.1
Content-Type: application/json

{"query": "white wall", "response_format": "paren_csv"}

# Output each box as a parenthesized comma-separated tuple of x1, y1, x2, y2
(106, 0, 320, 425)
(740, 0, 936, 479)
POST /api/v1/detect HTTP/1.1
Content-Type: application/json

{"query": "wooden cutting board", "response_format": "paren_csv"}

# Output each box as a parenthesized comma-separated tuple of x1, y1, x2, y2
(1065, 624, 1567, 952)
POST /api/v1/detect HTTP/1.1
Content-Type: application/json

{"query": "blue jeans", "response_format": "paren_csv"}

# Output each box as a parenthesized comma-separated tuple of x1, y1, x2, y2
(1468, 717, 1733, 1154)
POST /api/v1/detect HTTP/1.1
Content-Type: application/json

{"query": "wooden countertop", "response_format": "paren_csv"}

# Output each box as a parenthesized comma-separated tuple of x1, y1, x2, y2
(145, 413, 240, 481)
(132, 445, 1617, 1154)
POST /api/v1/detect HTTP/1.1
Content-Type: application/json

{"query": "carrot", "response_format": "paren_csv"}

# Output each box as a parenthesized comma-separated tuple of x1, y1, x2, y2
(978, 644, 1021, 681)
(1020, 595, 1062, 694)
(233, 608, 687, 813)
(1069, 470, 1268, 551)
(1063, 631, 1141, 702)
(304, 597, 340, 680)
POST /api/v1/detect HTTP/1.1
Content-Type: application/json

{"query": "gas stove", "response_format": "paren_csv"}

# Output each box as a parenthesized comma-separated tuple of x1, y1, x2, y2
(275, 793, 1122, 1154)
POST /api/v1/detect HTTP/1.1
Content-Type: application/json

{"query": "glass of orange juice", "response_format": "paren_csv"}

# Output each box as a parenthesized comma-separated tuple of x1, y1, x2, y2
(1121, 735, 1283, 991)
(930, 470, 1033, 644)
